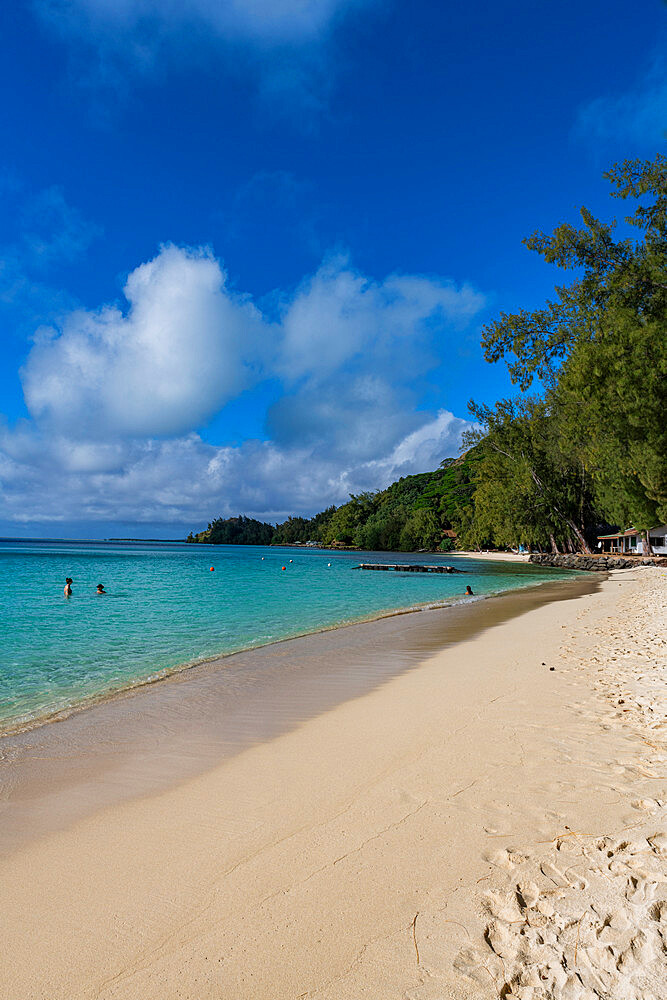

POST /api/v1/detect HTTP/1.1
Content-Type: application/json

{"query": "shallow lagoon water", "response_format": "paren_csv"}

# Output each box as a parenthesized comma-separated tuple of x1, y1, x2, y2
(0, 540, 576, 731)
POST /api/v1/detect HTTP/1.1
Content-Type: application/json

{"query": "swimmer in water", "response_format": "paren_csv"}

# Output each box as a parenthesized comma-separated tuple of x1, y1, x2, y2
(64, 577, 73, 597)
(96, 583, 106, 595)
(465, 585, 474, 596)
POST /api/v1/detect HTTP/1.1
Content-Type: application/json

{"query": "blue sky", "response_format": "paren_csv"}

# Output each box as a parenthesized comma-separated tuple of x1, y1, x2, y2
(0, 0, 665, 537)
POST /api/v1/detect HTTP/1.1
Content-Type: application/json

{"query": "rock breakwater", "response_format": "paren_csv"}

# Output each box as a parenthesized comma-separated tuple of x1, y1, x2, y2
(529, 553, 667, 571)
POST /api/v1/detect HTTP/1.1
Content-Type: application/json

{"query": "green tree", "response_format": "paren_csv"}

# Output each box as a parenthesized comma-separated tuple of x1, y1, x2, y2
(464, 398, 598, 553)
(355, 506, 407, 551)
(555, 309, 666, 545)
(399, 508, 441, 550)
(479, 154, 667, 544)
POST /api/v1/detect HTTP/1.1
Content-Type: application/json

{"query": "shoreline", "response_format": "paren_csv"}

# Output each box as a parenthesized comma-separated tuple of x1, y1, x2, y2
(0, 573, 599, 858)
(1, 567, 664, 999)
(0, 561, 571, 740)
(0, 569, 667, 1000)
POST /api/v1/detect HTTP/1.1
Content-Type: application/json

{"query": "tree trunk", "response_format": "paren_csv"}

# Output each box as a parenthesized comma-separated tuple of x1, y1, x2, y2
(550, 534, 560, 554)
(525, 464, 592, 553)
(642, 531, 654, 556)
(567, 521, 592, 553)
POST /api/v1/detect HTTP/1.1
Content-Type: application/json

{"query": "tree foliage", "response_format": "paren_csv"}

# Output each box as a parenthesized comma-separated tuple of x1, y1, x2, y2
(471, 154, 667, 547)
(189, 515, 275, 545)
(189, 453, 480, 551)
(481, 154, 667, 392)
(461, 398, 598, 552)
(272, 455, 479, 551)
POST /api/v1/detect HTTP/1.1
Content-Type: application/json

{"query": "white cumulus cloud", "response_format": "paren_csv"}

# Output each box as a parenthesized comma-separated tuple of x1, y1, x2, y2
(0, 411, 474, 527)
(279, 257, 484, 382)
(2, 243, 484, 528)
(21, 244, 268, 438)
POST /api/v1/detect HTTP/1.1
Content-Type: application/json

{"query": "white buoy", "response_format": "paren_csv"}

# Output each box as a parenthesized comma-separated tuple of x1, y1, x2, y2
(328, 562, 331, 567)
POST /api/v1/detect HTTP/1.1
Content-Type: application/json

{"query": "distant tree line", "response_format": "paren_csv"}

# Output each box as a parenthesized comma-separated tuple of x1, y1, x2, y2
(188, 155, 666, 556)
(187, 515, 275, 546)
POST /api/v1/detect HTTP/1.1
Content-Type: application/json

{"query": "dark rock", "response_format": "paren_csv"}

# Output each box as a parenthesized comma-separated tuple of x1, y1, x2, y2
(528, 553, 666, 572)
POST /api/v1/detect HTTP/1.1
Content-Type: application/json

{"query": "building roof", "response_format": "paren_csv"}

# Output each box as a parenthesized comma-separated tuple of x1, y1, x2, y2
(597, 528, 639, 540)
(598, 525, 667, 540)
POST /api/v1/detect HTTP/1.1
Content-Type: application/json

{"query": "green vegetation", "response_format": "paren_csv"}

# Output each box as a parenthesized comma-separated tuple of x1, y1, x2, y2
(466, 153, 667, 554)
(189, 155, 666, 555)
(188, 515, 275, 546)
(273, 453, 479, 550)
(188, 453, 479, 550)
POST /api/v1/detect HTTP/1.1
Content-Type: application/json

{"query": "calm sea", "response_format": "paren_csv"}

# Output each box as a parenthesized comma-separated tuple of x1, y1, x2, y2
(0, 540, 576, 732)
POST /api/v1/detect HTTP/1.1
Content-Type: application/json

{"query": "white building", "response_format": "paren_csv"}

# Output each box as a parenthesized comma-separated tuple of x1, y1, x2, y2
(597, 525, 667, 555)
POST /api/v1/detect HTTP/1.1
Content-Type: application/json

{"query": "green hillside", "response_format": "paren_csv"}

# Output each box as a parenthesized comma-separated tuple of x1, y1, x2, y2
(187, 514, 275, 546)
(189, 449, 481, 551)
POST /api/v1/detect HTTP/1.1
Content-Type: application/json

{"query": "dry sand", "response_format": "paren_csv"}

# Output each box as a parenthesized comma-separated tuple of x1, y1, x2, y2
(454, 551, 531, 562)
(1, 568, 665, 999)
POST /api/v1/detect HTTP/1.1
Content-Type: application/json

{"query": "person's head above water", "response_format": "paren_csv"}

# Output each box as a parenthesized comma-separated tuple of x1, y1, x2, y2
(65, 578, 73, 585)
(96, 583, 106, 594)
(465, 585, 474, 595)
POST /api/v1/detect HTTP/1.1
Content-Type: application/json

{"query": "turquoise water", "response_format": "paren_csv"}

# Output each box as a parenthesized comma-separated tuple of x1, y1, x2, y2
(0, 541, 576, 731)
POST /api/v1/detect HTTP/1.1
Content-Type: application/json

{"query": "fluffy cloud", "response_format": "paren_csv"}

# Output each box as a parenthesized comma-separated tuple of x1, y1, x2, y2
(364, 410, 472, 481)
(266, 375, 420, 462)
(279, 258, 484, 382)
(22, 245, 268, 438)
(2, 244, 483, 527)
(0, 412, 472, 526)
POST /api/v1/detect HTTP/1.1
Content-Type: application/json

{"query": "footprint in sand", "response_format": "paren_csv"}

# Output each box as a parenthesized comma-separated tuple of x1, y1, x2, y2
(626, 875, 658, 905)
(631, 797, 660, 813)
(452, 944, 501, 988)
(648, 831, 667, 856)
(483, 846, 529, 871)
(540, 860, 571, 887)
(483, 888, 524, 923)
(516, 880, 540, 908)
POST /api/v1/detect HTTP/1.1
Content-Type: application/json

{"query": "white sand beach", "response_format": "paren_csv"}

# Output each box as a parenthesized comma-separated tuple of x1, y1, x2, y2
(454, 551, 531, 562)
(1, 568, 665, 999)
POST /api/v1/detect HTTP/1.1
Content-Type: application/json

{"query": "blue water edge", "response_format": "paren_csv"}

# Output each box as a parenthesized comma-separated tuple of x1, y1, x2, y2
(0, 540, 577, 731)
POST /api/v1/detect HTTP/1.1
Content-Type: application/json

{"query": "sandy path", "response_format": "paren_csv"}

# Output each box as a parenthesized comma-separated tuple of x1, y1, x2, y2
(0, 569, 664, 999)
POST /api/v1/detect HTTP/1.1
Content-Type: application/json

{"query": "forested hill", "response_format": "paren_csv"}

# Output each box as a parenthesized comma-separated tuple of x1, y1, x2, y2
(187, 515, 275, 546)
(187, 450, 480, 551)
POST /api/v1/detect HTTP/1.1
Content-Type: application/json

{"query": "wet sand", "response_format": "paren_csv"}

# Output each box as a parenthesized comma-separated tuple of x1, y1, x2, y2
(1, 576, 597, 855)
(1, 568, 665, 999)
